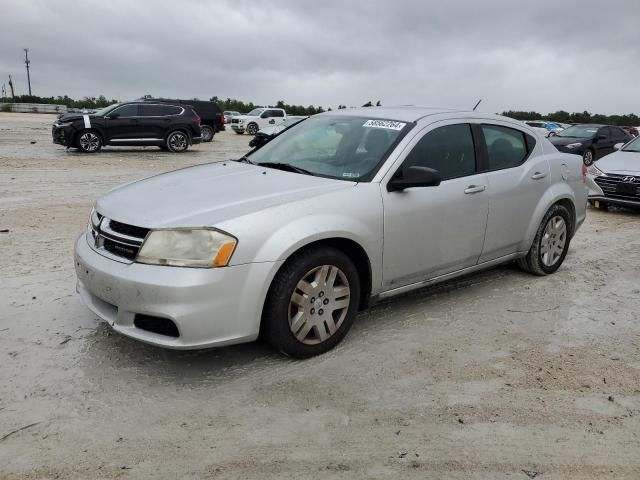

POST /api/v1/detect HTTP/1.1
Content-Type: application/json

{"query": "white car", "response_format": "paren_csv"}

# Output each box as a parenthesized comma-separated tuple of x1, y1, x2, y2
(231, 108, 287, 135)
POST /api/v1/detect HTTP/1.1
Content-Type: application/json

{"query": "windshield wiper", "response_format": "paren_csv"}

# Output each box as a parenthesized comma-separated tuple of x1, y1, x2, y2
(257, 162, 315, 176)
(234, 155, 254, 164)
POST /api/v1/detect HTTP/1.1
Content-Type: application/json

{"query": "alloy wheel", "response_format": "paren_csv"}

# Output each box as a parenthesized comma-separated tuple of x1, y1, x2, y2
(288, 265, 351, 345)
(540, 215, 567, 267)
(169, 132, 187, 151)
(79, 132, 100, 152)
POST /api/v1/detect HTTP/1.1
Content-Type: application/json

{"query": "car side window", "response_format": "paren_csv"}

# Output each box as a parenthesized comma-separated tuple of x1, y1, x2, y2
(140, 105, 167, 116)
(401, 124, 476, 180)
(260, 110, 270, 118)
(163, 105, 182, 116)
(111, 104, 139, 117)
(481, 124, 530, 171)
(272, 110, 284, 118)
(598, 128, 609, 139)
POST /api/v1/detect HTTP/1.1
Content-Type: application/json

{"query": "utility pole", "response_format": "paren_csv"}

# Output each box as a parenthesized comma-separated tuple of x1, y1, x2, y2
(8, 75, 15, 99)
(24, 48, 32, 96)
(1, 84, 6, 99)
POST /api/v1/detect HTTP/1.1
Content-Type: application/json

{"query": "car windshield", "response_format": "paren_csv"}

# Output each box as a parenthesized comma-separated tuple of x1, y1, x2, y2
(248, 115, 410, 181)
(94, 104, 119, 116)
(621, 136, 640, 153)
(246, 108, 264, 117)
(557, 126, 599, 138)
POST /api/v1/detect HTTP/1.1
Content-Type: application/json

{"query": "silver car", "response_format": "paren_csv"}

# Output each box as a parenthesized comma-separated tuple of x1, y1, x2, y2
(586, 135, 640, 209)
(74, 107, 587, 357)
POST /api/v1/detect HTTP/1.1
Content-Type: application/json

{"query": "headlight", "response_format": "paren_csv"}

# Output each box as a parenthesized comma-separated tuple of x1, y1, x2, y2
(587, 164, 605, 177)
(136, 228, 237, 268)
(566, 142, 583, 149)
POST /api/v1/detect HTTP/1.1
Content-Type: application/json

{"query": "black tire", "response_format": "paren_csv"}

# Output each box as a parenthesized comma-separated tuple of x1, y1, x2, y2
(262, 247, 361, 358)
(517, 203, 572, 276)
(582, 149, 595, 166)
(76, 130, 102, 153)
(166, 130, 189, 153)
(201, 125, 214, 142)
(246, 123, 258, 135)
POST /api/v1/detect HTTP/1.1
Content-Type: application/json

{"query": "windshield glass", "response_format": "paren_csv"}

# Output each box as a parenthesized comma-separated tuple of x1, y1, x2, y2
(246, 108, 264, 117)
(248, 115, 410, 181)
(622, 136, 640, 153)
(557, 126, 599, 138)
(94, 104, 119, 116)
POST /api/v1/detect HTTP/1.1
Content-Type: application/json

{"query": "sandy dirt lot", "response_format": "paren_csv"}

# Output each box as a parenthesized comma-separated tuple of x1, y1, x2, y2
(1, 112, 639, 479)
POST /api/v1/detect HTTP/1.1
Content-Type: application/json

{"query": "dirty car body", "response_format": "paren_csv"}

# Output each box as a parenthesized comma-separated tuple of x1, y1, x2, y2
(75, 107, 587, 357)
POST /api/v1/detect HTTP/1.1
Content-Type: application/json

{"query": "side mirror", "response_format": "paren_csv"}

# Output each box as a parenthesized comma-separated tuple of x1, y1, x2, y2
(614, 142, 624, 150)
(387, 166, 442, 192)
(107, 113, 119, 119)
(597, 134, 607, 140)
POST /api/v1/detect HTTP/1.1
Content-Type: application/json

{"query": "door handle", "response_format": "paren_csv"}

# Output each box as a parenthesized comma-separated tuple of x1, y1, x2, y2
(464, 185, 486, 194)
(531, 171, 547, 180)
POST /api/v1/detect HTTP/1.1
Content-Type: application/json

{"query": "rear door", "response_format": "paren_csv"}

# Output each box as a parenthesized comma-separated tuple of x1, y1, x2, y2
(382, 121, 489, 288)
(594, 127, 615, 159)
(139, 104, 178, 139)
(477, 123, 549, 262)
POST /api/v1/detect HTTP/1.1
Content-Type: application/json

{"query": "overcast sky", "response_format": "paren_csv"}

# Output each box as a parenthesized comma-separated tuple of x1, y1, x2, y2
(1, 0, 639, 114)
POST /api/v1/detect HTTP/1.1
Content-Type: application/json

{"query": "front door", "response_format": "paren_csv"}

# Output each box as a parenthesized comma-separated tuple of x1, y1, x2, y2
(104, 104, 142, 141)
(381, 122, 489, 290)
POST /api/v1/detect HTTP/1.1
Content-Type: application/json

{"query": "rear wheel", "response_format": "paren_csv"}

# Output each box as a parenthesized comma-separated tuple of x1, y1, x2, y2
(263, 247, 360, 358)
(201, 125, 214, 142)
(166, 131, 189, 153)
(77, 130, 102, 153)
(517, 204, 571, 276)
(583, 149, 595, 166)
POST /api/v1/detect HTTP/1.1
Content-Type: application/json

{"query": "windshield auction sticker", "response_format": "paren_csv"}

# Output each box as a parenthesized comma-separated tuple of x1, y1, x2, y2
(363, 119, 406, 130)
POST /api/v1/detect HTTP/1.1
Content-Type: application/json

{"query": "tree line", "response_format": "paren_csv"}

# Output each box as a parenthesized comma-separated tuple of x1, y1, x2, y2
(2, 94, 118, 109)
(501, 110, 640, 127)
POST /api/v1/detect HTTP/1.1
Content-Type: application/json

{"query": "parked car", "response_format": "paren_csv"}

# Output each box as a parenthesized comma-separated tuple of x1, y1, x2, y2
(586, 135, 640, 209)
(622, 126, 639, 137)
(74, 107, 586, 357)
(249, 116, 308, 148)
(224, 111, 241, 123)
(145, 98, 225, 142)
(52, 102, 202, 153)
(548, 124, 632, 165)
(523, 120, 563, 137)
(230, 107, 287, 135)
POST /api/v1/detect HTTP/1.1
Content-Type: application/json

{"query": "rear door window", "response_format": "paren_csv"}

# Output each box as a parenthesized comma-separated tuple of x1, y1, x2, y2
(111, 104, 139, 117)
(481, 125, 531, 171)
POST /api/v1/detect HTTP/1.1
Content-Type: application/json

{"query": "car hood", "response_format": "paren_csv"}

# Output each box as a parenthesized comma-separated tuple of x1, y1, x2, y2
(595, 151, 640, 174)
(548, 136, 591, 146)
(95, 162, 354, 228)
(56, 112, 99, 122)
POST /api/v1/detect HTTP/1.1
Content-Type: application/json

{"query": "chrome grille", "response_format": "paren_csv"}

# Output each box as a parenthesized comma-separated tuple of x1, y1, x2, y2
(89, 214, 149, 262)
(594, 174, 640, 201)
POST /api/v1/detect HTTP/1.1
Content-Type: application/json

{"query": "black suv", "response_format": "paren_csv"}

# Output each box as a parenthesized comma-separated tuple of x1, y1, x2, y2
(144, 98, 225, 142)
(52, 102, 202, 153)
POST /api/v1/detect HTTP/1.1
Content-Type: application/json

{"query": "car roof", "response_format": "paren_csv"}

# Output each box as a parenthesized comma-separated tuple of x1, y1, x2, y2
(317, 106, 511, 123)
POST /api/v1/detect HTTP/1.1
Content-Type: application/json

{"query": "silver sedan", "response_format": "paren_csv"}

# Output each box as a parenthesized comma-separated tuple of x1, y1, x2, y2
(74, 107, 587, 357)
(586, 135, 640, 209)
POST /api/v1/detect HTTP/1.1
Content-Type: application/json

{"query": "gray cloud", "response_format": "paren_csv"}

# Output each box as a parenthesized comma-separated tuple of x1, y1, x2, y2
(1, 0, 638, 114)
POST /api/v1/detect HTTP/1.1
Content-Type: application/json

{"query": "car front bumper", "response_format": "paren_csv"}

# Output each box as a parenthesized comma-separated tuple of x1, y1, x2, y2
(74, 233, 279, 349)
(230, 124, 245, 132)
(586, 175, 640, 208)
(52, 124, 74, 146)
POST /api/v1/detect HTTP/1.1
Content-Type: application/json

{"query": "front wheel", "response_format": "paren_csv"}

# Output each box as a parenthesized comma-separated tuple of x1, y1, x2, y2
(246, 123, 258, 135)
(583, 149, 595, 166)
(166, 131, 189, 153)
(77, 130, 102, 153)
(201, 125, 214, 142)
(263, 247, 360, 358)
(517, 204, 571, 276)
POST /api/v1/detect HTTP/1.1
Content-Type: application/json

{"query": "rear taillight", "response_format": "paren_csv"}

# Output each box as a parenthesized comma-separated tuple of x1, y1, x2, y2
(192, 114, 200, 126)
(220, 113, 225, 125)
(582, 163, 587, 179)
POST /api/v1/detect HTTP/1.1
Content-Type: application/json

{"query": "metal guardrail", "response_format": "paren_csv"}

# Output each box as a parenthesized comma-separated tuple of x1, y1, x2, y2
(0, 103, 67, 114)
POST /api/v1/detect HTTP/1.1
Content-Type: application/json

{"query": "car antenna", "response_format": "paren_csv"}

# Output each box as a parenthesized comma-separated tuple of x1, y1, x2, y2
(472, 99, 482, 111)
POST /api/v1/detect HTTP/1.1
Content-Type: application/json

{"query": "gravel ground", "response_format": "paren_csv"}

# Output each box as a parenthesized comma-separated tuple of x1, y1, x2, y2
(1, 112, 639, 479)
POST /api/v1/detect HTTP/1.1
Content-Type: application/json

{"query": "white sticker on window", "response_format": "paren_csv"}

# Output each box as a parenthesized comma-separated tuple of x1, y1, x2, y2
(363, 119, 406, 131)
(342, 172, 359, 178)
